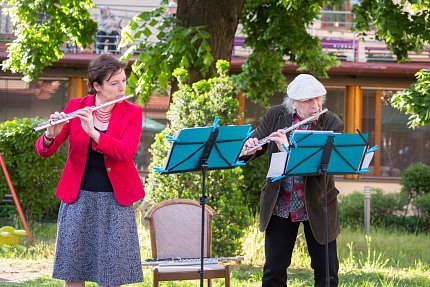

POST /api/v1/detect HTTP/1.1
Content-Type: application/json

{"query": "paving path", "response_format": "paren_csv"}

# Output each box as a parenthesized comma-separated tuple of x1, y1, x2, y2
(0, 259, 52, 285)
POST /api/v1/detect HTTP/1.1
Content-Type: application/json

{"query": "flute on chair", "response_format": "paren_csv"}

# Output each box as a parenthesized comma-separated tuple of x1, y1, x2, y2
(240, 108, 328, 157)
(32, 95, 134, 132)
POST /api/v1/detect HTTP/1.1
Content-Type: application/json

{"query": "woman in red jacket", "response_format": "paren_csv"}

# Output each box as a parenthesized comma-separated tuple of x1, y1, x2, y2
(35, 55, 144, 287)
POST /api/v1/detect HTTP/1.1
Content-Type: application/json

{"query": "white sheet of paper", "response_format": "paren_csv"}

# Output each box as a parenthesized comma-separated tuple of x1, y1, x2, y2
(361, 152, 374, 169)
(267, 152, 288, 178)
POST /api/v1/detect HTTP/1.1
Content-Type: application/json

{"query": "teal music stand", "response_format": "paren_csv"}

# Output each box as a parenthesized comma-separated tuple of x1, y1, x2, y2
(271, 130, 378, 287)
(274, 131, 372, 177)
(155, 117, 252, 287)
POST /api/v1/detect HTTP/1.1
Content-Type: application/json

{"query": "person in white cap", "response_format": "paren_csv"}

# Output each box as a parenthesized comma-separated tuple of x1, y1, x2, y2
(241, 74, 343, 287)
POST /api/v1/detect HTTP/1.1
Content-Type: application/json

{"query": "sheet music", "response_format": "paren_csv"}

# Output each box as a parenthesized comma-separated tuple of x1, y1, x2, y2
(163, 130, 181, 170)
(361, 152, 374, 169)
(267, 152, 288, 178)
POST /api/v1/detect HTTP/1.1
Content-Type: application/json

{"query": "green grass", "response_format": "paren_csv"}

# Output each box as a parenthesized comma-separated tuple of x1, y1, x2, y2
(1, 213, 429, 287)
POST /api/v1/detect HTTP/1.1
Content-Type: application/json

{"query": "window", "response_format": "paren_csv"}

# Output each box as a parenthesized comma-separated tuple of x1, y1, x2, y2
(0, 78, 69, 122)
(321, 1, 351, 29)
(362, 89, 430, 176)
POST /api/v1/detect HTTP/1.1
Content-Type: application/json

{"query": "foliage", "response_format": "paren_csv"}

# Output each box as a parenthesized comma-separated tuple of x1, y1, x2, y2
(391, 69, 430, 128)
(339, 189, 407, 228)
(2, 0, 430, 115)
(119, 2, 213, 105)
(339, 191, 363, 227)
(352, 0, 430, 62)
(352, 1, 430, 127)
(0, 0, 97, 82)
(414, 193, 430, 222)
(0, 118, 66, 222)
(400, 162, 430, 200)
(370, 189, 408, 226)
(234, 0, 340, 106)
(144, 60, 250, 256)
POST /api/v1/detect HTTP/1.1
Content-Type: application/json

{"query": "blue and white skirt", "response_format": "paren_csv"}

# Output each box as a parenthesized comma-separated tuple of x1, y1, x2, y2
(53, 190, 143, 286)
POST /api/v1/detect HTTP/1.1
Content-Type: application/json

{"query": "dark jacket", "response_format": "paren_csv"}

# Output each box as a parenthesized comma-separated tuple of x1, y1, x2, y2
(248, 104, 344, 244)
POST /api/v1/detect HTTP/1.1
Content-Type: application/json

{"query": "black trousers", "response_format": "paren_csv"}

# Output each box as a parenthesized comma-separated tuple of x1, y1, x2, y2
(262, 215, 339, 287)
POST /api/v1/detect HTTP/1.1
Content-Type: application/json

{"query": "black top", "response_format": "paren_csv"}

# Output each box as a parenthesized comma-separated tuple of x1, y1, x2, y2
(80, 129, 114, 192)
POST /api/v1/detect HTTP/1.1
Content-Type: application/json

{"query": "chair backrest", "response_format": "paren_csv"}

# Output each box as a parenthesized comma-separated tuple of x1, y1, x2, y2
(144, 199, 218, 260)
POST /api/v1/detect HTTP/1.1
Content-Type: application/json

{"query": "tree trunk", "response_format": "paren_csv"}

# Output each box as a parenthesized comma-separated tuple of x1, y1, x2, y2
(176, 0, 245, 84)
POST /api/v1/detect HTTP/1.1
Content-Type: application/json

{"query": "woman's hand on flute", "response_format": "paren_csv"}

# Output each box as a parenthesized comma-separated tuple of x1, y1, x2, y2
(46, 111, 68, 138)
(43, 111, 68, 146)
(241, 137, 262, 156)
(268, 129, 289, 152)
(75, 107, 100, 142)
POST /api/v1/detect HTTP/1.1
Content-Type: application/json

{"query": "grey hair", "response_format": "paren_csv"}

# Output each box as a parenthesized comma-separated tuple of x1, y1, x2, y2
(282, 94, 326, 114)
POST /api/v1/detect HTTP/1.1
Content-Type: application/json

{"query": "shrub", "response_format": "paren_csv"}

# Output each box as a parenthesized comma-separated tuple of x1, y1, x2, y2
(370, 189, 407, 225)
(145, 60, 250, 256)
(339, 188, 407, 228)
(414, 193, 430, 221)
(400, 162, 430, 200)
(339, 191, 363, 227)
(0, 118, 66, 222)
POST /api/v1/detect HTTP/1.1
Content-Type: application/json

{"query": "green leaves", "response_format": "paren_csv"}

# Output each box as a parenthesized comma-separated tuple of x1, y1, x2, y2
(352, 0, 430, 62)
(1, 0, 97, 81)
(145, 61, 249, 255)
(234, 0, 339, 107)
(0, 118, 66, 221)
(350, 1, 430, 129)
(120, 5, 214, 105)
(391, 69, 430, 128)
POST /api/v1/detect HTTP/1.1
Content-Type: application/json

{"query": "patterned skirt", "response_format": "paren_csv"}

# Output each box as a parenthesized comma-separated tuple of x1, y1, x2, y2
(53, 190, 143, 286)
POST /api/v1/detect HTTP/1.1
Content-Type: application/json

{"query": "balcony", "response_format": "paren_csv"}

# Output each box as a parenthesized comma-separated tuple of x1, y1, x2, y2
(0, 5, 429, 64)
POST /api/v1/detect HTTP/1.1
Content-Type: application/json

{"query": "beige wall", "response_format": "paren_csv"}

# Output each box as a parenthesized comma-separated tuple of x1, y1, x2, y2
(335, 177, 401, 195)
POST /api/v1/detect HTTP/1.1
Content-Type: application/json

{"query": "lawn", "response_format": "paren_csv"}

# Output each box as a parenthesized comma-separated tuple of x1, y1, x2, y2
(0, 215, 429, 287)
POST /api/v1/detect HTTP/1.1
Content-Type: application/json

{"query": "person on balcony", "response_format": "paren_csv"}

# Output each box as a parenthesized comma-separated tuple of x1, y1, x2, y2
(96, 6, 122, 53)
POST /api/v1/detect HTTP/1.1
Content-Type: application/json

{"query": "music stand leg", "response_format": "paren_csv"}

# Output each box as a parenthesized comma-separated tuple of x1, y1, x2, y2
(323, 171, 330, 287)
(199, 162, 209, 287)
(320, 135, 334, 287)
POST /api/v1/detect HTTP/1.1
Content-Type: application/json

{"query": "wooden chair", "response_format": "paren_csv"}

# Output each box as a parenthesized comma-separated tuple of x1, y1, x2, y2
(144, 199, 230, 287)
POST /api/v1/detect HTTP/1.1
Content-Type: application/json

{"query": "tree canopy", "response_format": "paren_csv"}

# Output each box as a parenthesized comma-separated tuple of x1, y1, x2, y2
(352, 0, 430, 128)
(0, 0, 96, 81)
(1, 0, 430, 126)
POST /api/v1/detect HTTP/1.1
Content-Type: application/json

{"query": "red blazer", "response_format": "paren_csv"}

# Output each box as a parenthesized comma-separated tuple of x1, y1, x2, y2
(35, 95, 145, 206)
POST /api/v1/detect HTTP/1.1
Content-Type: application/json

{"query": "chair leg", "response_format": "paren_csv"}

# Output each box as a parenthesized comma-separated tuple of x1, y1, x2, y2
(152, 269, 159, 287)
(225, 266, 231, 287)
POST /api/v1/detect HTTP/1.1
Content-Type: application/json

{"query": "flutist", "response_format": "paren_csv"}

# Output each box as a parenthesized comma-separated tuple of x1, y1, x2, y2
(34, 55, 144, 287)
(240, 74, 343, 287)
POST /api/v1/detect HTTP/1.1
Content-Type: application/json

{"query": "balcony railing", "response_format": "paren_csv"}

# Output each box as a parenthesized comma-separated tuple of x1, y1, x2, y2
(1, 5, 429, 63)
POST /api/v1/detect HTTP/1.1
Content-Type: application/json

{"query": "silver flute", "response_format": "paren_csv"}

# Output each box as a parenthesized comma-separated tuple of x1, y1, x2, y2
(32, 95, 134, 132)
(240, 108, 328, 157)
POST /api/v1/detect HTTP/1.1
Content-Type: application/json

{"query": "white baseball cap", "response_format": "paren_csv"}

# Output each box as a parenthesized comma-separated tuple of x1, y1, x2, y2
(287, 74, 326, 101)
